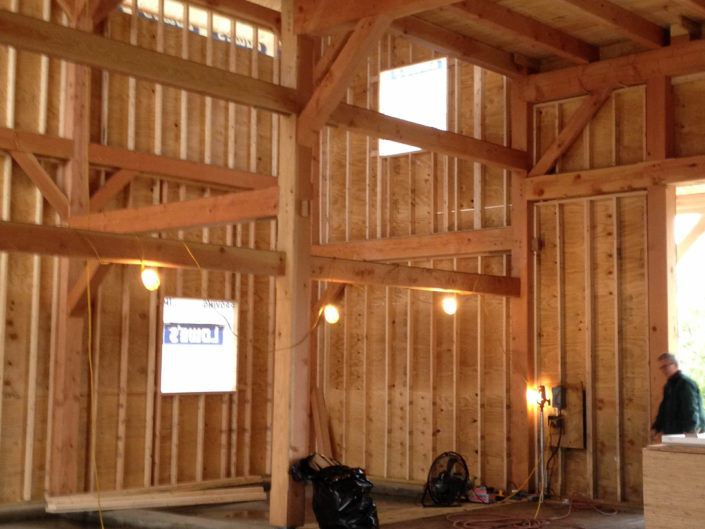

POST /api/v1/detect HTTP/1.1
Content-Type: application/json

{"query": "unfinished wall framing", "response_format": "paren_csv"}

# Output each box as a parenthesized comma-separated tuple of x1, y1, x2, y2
(0, 0, 280, 502)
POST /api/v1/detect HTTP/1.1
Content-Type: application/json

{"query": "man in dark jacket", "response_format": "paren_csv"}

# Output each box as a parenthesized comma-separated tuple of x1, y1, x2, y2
(651, 352, 705, 439)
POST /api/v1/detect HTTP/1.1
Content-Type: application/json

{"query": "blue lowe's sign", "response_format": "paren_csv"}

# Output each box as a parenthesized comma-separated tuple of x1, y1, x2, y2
(164, 323, 224, 346)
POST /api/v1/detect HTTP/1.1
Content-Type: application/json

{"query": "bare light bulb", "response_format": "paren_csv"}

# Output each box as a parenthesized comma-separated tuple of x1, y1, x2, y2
(141, 267, 160, 291)
(323, 304, 340, 324)
(442, 296, 457, 315)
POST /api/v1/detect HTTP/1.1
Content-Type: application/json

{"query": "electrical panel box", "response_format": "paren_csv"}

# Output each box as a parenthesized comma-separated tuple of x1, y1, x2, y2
(549, 384, 585, 449)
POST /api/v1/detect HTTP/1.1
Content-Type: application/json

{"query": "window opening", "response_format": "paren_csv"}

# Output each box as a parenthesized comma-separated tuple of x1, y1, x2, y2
(378, 57, 448, 156)
(675, 183, 705, 402)
(119, 0, 276, 56)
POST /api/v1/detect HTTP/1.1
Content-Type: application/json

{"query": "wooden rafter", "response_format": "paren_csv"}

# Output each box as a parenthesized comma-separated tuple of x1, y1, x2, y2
(672, 0, 705, 18)
(311, 227, 513, 260)
(560, 0, 666, 49)
(0, 9, 299, 115)
(527, 153, 705, 201)
(310, 256, 520, 297)
(295, 0, 461, 35)
(68, 187, 279, 233)
(529, 86, 614, 176)
(10, 150, 70, 219)
(444, 0, 598, 64)
(0, 127, 275, 190)
(298, 15, 391, 146)
(0, 221, 285, 277)
(330, 103, 528, 171)
(524, 37, 705, 102)
(390, 16, 526, 78)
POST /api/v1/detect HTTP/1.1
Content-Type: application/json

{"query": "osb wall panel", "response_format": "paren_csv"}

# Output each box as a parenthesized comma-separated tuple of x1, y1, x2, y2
(316, 254, 511, 488)
(534, 194, 648, 503)
(0, 1, 279, 502)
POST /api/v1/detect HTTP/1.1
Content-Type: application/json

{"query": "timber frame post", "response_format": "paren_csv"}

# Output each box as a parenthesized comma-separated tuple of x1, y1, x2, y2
(269, 1, 314, 526)
(508, 78, 533, 491)
(48, 13, 92, 495)
(645, 75, 677, 430)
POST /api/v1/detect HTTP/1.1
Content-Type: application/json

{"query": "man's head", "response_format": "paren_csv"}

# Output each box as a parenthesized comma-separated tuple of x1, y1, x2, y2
(658, 352, 679, 378)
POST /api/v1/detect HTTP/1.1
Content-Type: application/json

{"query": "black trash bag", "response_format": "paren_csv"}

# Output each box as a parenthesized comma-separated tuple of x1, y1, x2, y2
(291, 454, 379, 529)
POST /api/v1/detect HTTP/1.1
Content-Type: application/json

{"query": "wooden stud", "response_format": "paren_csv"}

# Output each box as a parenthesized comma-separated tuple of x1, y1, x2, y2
(116, 266, 131, 489)
(473, 66, 484, 230)
(584, 201, 595, 499)
(613, 197, 623, 502)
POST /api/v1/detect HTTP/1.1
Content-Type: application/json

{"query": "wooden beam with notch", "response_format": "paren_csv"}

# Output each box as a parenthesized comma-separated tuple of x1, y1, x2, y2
(310, 256, 520, 297)
(529, 86, 614, 176)
(311, 227, 513, 260)
(390, 16, 525, 78)
(560, 0, 666, 49)
(10, 150, 70, 219)
(0, 9, 299, 115)
(294, 0, 461, 35)
(68, 186, 279, 233)
(298, 15, 391, 146)
(0, 221, 285, 277)
(329, 103, 528, 171)
(444, 0, 598, 64)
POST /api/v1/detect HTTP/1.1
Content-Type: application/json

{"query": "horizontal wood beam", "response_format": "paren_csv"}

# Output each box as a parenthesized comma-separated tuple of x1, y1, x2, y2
(310, 256, 520, 297)
(524, 38, 705, 103)
(295, 0, 459, 35)
(560, 0, 666, 49)
(89, 143, 277, 189)
(0, 221, 285, 277)
(329, 103, 528, 171)
(0, 9, 300, 115)
(0, 127, 276, 190)
(390, 16, 526, 78)
(526, 154, 705, 201)
(311, 228, 513, 260)
(444, 0, 598, 64)
(68, 187, 279, 233)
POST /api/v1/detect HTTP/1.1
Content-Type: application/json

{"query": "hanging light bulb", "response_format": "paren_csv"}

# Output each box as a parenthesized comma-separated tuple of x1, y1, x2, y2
(141, 266, 160, 291)
(323, 304, 340, 324)
(442, 295, 457, 315)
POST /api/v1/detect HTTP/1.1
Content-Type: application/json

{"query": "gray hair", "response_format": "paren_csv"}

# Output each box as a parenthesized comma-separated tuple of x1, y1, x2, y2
(658, 352, 678, 364)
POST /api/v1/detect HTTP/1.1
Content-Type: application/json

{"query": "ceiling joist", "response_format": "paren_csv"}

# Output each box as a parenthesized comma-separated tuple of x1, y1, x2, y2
(444, 0, 598, 64)
(560, 0, 666, 49)
(390, 16, 526, 78)
(294, 0, 461, 35)
(68, 187, 279, 233)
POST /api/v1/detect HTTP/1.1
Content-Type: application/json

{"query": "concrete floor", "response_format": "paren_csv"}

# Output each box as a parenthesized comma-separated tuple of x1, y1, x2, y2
(0, 493, 644, 529)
